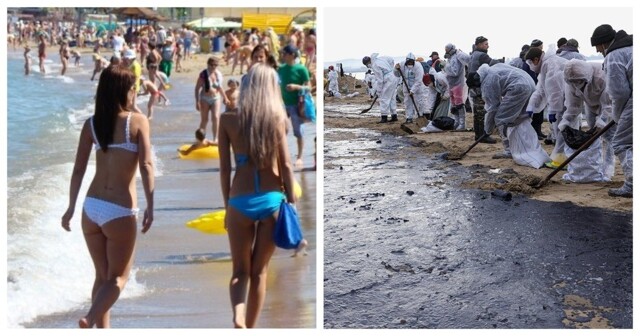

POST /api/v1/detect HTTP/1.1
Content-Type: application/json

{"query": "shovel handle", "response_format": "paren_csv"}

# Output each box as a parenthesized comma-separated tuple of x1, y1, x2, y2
(535, 120, 616, 188)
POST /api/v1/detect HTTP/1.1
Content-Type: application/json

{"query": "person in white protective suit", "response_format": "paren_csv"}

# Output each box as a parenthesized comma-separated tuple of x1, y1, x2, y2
(590, 24, 633, 198)
(364, 69, 376, 98)
(560, 59, 613, 182)
(524, 46, 568, 168)
(443, 43, 471, 130)
(327, 65, 340, 97)
(557, 38, 587, 61)
(431, 68, 451, 119)
(393, 52, 426, 124)
(474, 63, 551, 168)
(363, 53, 398, 123)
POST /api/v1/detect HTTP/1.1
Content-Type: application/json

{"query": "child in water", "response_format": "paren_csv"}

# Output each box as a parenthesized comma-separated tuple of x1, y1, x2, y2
(24, 45, 32, 75)
(179, 128, 217, 155)
(138, 76, 170, 120)
(71, 49, 82, 67)
(224, 79, 240, 112)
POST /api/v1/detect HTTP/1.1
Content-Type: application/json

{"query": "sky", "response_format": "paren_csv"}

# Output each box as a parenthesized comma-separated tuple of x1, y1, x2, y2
(324, 6, 633, 65)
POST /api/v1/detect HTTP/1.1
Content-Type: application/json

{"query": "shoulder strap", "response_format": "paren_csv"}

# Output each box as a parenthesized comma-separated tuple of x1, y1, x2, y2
(89, 117, 99, 145)
(125, 112, 132, 144)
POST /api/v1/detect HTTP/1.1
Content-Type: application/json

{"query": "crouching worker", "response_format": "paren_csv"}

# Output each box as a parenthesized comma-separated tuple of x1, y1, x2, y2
(559, 59, 613, 183)
(472, 63, 551, 168)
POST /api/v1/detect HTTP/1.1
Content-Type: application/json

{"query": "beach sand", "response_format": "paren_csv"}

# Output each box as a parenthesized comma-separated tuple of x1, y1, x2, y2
(19, 44, 317, 328)
(325, 76, 631, 213)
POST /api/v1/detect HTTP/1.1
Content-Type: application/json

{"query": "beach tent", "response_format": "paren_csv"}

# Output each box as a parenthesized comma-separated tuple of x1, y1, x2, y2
(110, 7, 167, 22)
(241, 13, 292, 35)
(186, 17, 241, 31)
(293, 20, 316, 30)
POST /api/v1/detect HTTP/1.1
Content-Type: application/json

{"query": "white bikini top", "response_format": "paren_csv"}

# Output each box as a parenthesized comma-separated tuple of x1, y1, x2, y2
(90, 112, 138, 152)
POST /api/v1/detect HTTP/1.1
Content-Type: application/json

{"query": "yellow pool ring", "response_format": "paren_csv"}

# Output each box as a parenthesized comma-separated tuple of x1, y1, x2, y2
(178, 144, 219, 159)
(293, 180, 302, 198)
(185, 181, 303, 234)
(186, 209, 227, 234)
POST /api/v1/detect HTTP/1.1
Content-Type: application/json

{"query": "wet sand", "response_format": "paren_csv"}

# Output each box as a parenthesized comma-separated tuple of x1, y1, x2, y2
(20, 50, 317, 328)
(323, 85, 632, 329)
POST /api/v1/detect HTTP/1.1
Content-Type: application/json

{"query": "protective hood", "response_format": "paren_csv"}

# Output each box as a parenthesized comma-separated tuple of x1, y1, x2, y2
(563, 59, 593, 83)
(477, 63, 490, 81)
(406, 52, 416, 61)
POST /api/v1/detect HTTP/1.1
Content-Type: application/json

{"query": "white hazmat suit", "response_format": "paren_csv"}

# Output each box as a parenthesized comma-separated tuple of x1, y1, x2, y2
(479, 63, 551, 169)
(526, 47, 568, 164)
(394, 52, 426, 121)
(327, 68, 340, 97)
(444, 44, 471, 129)
(561, 59, 614, 182)
(370, 53, 397, 118)
(603, 34, 633, 196)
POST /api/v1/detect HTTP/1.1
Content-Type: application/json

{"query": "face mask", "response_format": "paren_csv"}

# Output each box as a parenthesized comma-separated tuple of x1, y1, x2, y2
(526, 60, 541, 73)
(407, 65, 414, 69)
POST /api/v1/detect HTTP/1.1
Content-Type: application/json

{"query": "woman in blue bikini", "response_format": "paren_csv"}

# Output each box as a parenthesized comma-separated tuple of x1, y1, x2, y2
(218, 64, 297, 328)
(61, 65, 154, 328)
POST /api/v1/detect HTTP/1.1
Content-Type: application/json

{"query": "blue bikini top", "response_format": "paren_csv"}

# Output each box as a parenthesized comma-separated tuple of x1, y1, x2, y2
(235, 153, 263, 193)
(90, 112, 138, 153)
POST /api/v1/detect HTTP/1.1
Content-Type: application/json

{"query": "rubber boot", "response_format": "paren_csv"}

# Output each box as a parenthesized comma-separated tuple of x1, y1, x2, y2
(473, 113, 497, 143)
(608, 183, 632, 198)
(455, 105, 466, 130)
(531, 112, 546, 140)
(390, 114, 398, 122)
(378, 115, 388, 123)
(452, 106, 460, 129)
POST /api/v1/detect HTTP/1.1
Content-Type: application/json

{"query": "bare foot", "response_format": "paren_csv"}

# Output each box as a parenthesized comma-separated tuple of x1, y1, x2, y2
(295, 158, 303, 170)
(233, 316, 247, 328)
(291, 239, 308, 257)
(79, 317, 90, 328)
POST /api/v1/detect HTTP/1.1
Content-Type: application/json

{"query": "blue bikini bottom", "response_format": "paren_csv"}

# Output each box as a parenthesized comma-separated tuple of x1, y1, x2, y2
(228, 191, 285, 221)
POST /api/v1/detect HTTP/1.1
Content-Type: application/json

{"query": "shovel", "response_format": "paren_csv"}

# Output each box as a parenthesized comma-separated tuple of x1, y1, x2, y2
(360, 95, 378, 114)
(397, 66, 422, 121)
(443, 133, 488, 160)
(534, 120, 616, 189)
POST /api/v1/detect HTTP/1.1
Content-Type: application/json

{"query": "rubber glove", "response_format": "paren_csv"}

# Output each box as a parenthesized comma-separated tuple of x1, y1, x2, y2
(548, 114, 557, 123)
(595, 116, 607, 129)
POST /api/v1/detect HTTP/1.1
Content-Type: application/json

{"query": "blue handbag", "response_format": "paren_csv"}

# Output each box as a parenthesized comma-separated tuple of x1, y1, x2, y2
(273, 201, 303, 249)
(298, 89, 316, 123)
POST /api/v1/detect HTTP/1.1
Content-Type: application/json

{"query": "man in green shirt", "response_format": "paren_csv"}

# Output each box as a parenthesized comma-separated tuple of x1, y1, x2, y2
(278, 45, 310, 169)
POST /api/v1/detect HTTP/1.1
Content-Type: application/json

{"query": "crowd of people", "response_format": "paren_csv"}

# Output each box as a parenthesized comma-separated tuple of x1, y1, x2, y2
(352, 24, 632, 199)
(18, 16, 319, 328)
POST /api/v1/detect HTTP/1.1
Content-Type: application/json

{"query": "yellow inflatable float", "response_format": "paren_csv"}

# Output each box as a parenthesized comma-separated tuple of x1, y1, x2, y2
(177, 144, 219, 159)
(186, 181, 303, 234)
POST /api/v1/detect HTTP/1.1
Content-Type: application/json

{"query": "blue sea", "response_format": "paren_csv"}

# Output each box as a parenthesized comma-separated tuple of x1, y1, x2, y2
(6, 51, 316, 328)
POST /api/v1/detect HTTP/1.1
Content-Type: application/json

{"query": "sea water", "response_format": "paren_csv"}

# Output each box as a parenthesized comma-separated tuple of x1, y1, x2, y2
(6, 53, 149, 328)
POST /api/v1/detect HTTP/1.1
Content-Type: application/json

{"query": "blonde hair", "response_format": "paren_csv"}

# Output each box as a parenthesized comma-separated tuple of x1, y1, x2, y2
(238, 64, 286, 169)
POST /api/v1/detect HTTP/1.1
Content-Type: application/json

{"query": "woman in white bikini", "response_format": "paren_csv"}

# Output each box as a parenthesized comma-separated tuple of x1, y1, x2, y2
(195, 56, 230, 144)
(61, 65, 154, 328)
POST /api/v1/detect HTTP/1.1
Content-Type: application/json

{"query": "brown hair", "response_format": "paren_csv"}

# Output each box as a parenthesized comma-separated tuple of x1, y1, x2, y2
(93, 65, 136, 151)
(524, 47, 543, 61)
